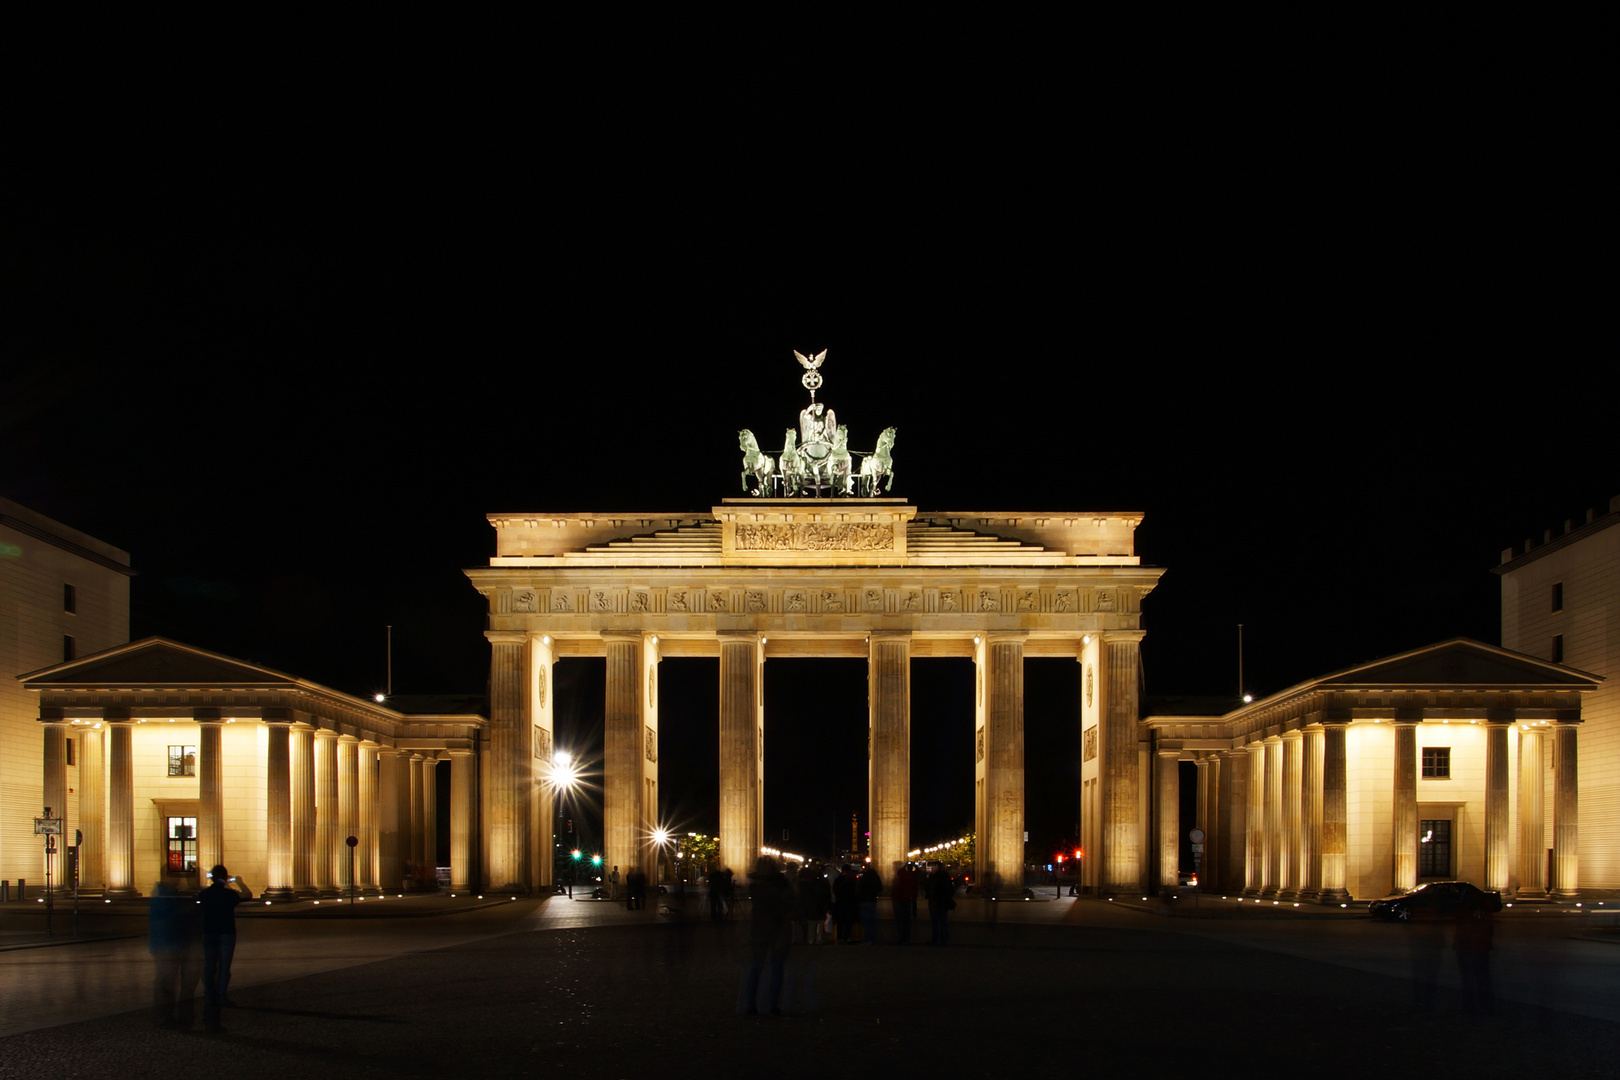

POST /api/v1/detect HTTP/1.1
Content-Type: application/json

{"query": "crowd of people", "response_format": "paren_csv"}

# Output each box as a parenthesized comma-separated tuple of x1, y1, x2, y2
(698, 858, 961, 948)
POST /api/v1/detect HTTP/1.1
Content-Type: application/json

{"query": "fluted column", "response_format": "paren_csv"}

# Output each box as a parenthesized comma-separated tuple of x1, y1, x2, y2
(106, 717, 136, 897)
(869, 631, 911, 880)
(1219, 748, 1247, 892)
(486, 632, 531, 893)
(378, 746, 402, 892)
(718, 633, 762, 877)
(1551, 723, 1579, 899)
(1244, 742, 1265, 895)
(1483, 720, 1511, 894)
(1391, 721, 1418, 893)
(79, 723, 105, 892)
(1262, 736, 1283, 898)
(640, 634, 661, 883)
(263, 716, 294, 900)
(1300, 725, 1323, 900)
(43, 724, 67, 892)
(604, 632, 645, 884)
(407, 753, 423, 882)
(1157, 749, 1180, 891)
(1100, 631, 1143, 895)
(450, 748, 477, 892)
(291, 722, 315, 896)
(315, 729, 338, 896)
(1194, 756, 1213, 888)
(978, 633, 1026, 896)
(395, 752, 412, 886)
(1318, 722, 1350, 904)
(419, 757, 436, 873)
(197, 716, 223, 883)
(358, 740, 379, 894)
(529, 634, 557, 890)
(1516, 729, 1546, 899)
(337, 734, 359, 895)
(1280, 730, 1302, 900)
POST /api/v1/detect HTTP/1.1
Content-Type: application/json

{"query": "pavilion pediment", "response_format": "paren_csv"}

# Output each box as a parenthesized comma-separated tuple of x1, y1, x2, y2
(1318, 639, 1600, 691)
(20, 638, 296, 689)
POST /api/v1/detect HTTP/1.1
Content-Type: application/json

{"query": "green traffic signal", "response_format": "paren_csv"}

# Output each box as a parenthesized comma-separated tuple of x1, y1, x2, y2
(591, 854, 602, 866)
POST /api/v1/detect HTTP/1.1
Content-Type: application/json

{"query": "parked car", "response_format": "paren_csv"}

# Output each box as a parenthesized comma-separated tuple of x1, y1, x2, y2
(1368, 880, 1502, 921)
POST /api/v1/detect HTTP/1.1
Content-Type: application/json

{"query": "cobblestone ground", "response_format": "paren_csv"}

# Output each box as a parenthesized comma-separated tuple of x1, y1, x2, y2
(2, 901, 1616, 1078)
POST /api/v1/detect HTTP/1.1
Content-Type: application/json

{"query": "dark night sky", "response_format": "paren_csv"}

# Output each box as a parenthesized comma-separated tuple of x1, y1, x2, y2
(5, 51, 1611, 860)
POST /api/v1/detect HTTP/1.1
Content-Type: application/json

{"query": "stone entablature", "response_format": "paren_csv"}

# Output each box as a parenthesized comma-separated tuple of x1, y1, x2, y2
(486, 500, 1144, 568)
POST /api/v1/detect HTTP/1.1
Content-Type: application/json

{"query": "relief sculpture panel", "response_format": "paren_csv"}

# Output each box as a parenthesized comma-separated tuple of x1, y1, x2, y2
(734, 522, 894, 551)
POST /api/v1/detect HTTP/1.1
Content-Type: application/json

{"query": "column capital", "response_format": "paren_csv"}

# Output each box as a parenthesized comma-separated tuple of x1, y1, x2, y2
(1280, 728, 1304, 743)
(1099, 629, 1146, 645)
(338, 731, 360, 745)
(716, 630, 763, 645)
(193, 708, 222, 724)
(600, 630, 644, 643)
(263, 707, 293, 725)
(867, 629, 913, 642)
(314, 727, 338, 741)
(447, 747, 475, 758)
(486, 630, 528, 646)
(377, 745, 403, 759)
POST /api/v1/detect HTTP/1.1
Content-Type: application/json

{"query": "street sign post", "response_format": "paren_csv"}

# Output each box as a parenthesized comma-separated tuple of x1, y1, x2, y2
(35, 807, 61, 936)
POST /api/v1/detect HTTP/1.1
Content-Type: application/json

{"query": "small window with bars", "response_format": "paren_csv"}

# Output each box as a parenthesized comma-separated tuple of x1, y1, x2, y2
(167, 745, 197, 777)
(1421, 747, 1450, 779)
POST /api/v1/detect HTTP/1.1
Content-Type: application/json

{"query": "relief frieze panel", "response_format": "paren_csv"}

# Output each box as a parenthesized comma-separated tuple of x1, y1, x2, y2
(734, 522, 895, 551)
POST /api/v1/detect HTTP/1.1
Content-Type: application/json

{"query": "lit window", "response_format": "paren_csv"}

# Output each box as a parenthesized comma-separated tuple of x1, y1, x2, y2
(167, 745, 197, 777)
(1421, 747, 1450, 779)
(1418, 819, 1451, 877)
(166, 817, 198, 873)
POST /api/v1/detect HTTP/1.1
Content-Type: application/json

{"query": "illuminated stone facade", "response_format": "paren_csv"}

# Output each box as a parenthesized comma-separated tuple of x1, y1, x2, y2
(22, 640, 482, 897)
(1497, 495, 1619, 893)
(1, 498, 130, 892)
(1146, 639, 1597, 902)
(467, 499, 1163, 895)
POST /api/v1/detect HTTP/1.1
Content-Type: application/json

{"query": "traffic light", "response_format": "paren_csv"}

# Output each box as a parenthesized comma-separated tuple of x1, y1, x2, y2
(591, 854, 602, 867)
(570, 849, 581, 861)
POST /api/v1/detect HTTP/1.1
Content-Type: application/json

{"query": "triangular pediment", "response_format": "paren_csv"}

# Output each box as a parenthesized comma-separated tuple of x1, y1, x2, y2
(20, 638, 297, 688)
(1319, 639, 1600, 690)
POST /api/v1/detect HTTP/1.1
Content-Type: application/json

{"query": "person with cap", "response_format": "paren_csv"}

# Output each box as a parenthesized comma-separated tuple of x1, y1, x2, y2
(198, 864, 252, 1031)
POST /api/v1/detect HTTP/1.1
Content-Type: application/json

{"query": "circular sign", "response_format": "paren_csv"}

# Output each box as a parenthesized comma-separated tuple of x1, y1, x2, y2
(1188, 828, 1206, 844)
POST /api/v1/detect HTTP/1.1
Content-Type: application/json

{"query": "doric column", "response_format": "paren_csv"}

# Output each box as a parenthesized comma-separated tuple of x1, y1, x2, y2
(78, 723, 105, 892)
(449, 748, 477, 892)
(337, 734, 359, 895)
(1194, 756, 1212, 888)
(1318, 721, 1350, 904)
(528, 633, 557, 891)
(640, 634, 660, 883)
(1483, 720, 1511, 894)
(485, 631, 531, 893)
(1280, 730, 1303, 900)
(1219, 748, 1247, 892)
(196, 714, 223, 884)
(977, 632, 1026, 896)
(378, 746, 402, 893)
(395, 751, 413, 886)
(43, 723, 67, 892)
(1099, 631, 1144, 895)
(105, 716, 136, 897)
(1244, 742, 1265, 895)
(1262, 736, 1283, 898)
(291, 722, 315, 896)
(421, 756, 438, 874)
(408, 753, 423, 879)
(869, 631, 912, 881)
(263, 715, 295, 901)
(1551, 723, 1579, 899)
(358, 740, 379, 894)
(314, 728, 338, 896)
(1157, 749, 1180, 892)
(603, 632, 645, 886)
(1391, 720, 1418, 893)
(1300, 725, 1323, 900)
(1516, 729, 1546, 899)
(718, 633, 762, 878)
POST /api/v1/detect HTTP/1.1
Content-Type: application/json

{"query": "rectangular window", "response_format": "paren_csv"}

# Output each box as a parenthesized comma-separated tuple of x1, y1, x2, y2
(63, 635, 75, 662)
(1552, 634, 1564, 663)
(166, 817, 198, 873)
(64, 583, 77, 614)
(1419, 818, 1451, 877)
(1421, 747, 1450, 779)
(1551, 582, 1563, 612)
(167, 745, 197, 777)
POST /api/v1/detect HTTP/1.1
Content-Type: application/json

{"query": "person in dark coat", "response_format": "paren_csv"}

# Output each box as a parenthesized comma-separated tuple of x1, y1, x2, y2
(890, 862, 918, 945)
(926, 866, 956, 946)
(795, 863, 830, 944)
(149, 879, 201, 1029)
(857, 864, 883, 945)
(741, 856, 793, 1015)
(199, 863, 252, 1032)
(626, 866, 647, 910)
(831, 865, 858, 943)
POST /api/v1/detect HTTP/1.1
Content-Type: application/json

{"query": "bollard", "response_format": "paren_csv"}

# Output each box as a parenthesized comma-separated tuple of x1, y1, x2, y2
(0, 879, 7, 902)
(17, 879, 24, 901)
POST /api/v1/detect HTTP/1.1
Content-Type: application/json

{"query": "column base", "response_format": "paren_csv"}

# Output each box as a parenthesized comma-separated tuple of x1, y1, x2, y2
(1513, 887, 1551, 903)
(317, 887, 343, 899)
(1295, 889, 1320, 903)
(448, 883, 472, 895)
(1277, 889, 1300, 902)
(105, 886, 141, 900)
(1317, 888, 1350, 905)
(492, 882, 530, 896)
(262, 887, 298, 902)
(1551, 889, 1581, 901)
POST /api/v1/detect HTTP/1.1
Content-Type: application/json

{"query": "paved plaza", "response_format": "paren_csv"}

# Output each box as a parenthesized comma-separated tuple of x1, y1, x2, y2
(2, 892, 1617, 1077)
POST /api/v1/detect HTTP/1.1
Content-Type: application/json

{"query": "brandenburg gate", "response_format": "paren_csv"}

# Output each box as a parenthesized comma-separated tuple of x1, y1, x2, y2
(465, 353, 1164, 895)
